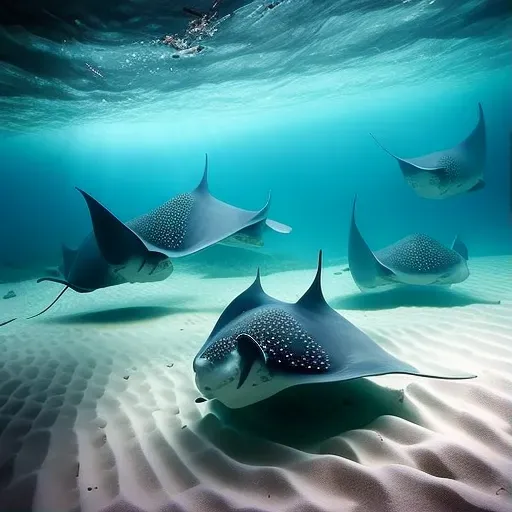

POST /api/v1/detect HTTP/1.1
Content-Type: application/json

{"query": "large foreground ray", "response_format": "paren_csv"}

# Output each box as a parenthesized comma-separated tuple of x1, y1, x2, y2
(194, 251, 475, 407)
(370, 103, 486, 198)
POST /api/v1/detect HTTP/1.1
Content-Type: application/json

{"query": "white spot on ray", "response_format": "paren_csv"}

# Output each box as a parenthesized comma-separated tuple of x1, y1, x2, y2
(378, 234, 461, 275)
(128, 193, 194, 250)
(202, 307, 331, 373)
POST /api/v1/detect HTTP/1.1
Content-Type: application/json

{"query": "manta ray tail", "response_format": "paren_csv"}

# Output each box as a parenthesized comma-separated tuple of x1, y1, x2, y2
(27, 286, 69, 319)
(369, 133, 397, 158)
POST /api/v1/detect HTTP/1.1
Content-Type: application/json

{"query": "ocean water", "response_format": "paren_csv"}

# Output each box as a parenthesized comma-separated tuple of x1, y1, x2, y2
(1, 0, 511, 280)
(0, 2, 512, 510)
(2, 84, 512, 275)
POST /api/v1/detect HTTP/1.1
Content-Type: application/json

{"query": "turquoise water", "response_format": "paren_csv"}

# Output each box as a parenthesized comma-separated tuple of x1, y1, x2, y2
(0, 0, 511, 278)
(1, 3, 512, 510)
(1, 71, 510, 275)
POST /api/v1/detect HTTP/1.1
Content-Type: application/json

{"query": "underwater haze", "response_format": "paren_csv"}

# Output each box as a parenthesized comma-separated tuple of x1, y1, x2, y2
(2, 89, 512, 271)
(1, 79, 512, 272)
(0, 0, 511, 271)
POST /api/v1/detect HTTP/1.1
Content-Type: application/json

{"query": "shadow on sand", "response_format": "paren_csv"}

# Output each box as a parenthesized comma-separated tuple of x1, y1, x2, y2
(178, 245, 341, 280)
(203, 378, 420, 449)
(41, 305, 203, 325)
(331, 286, 501, 311)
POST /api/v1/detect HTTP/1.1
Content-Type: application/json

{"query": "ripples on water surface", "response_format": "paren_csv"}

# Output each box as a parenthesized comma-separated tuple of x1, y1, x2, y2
(0, 0, 511, 131)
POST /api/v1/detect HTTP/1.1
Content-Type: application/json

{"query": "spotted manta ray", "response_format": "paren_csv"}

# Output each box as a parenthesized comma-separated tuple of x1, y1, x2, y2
(28, 155, 291, 318)
(371, 103, 486, 199)
(193, 251, 475, 409)
(348, 196, 469, 292)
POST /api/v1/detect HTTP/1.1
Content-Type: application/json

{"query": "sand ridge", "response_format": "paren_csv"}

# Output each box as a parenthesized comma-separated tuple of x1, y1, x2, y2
(0, 256, 511, 511)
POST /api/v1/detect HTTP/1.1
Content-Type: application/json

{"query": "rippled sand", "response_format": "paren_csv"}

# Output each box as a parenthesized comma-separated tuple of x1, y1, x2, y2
(0, 256, 511, 511)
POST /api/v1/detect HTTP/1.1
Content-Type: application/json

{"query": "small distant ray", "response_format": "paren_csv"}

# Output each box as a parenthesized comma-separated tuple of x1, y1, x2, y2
(348, 196, 470, 292)
(193, 251, 475, 409)
(370, 103, 486, 199)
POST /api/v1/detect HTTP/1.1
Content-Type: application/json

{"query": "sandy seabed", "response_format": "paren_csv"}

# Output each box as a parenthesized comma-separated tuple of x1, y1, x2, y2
(0, 256, 511, 512)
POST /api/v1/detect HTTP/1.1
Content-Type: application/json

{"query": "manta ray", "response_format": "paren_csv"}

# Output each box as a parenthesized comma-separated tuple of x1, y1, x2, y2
(348, 197, 469, 292)
(28, 155, 291, 318)
(193, 251, 475, 409)
(371, 103, 486, 199)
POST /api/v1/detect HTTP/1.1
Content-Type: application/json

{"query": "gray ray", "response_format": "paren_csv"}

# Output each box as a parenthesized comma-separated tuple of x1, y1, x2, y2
(27, 231, 168, 319)
(348, 196, 469, 292)
(28, 155, 290, 318)
(193, 251, 475, 409)
(80, 154, 290, 272)
(371, 103, 486, 199)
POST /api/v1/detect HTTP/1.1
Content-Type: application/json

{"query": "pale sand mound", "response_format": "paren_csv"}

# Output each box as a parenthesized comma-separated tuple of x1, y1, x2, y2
(0, 256, 511, 512)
